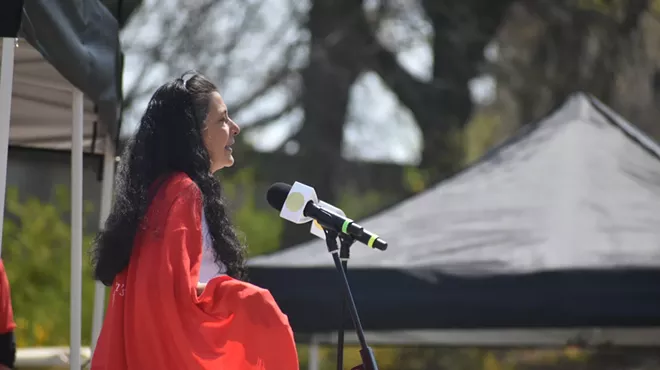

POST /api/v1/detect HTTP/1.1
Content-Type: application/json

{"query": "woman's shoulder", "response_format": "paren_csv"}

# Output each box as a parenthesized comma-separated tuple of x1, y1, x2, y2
(162, 172, 200, 196)
(145, 173, 202, 228)
(150, 172, 201, 210)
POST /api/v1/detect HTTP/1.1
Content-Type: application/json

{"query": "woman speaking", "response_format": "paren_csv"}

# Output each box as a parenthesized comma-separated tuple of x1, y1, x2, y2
(90, 72, 299, 369)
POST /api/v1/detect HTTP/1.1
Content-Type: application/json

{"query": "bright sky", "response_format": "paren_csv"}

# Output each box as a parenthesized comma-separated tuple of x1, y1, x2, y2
(121, 0, 495, 165)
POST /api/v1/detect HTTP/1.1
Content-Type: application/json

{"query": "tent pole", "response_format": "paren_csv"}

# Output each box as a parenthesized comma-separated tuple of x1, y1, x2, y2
(0, 38, 16, 257)
(90, 135, 116, 355)
(70, 89, 84, 370)
(309, 335, 320, 370)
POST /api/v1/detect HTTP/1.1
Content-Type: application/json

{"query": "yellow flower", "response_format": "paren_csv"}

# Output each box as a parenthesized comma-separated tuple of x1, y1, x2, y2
(15, 317, 27, 329)
(34, 323, 48, 345)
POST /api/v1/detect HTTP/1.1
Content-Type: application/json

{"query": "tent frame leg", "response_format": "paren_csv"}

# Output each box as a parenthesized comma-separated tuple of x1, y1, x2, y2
(309, 335, 320, 370)
(90, 135, 116, 357)
(70, 89, 84, 370)
(0, 38, 16, 256)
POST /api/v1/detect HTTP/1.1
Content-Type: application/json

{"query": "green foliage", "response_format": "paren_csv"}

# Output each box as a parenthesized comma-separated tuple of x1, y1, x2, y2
(464, 110, 501, 165)
(300, 345, 609, 370)
(574, 0, 660, 24)
(302, 345, 511, 370)
(2, 185, 97, 348)
(576, 0, 627, 18)
(402, 167, 430, 194)
(220, 168, 283, 256)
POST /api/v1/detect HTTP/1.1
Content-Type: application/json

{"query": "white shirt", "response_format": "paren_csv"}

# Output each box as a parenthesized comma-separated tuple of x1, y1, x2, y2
(198, 210, 227, 283)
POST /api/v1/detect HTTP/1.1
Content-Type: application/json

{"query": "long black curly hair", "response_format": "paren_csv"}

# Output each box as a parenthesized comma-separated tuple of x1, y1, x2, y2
(92, 72, 247, 286)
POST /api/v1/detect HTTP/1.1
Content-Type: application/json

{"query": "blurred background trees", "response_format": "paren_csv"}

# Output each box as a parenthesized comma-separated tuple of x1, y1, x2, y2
(120, 0, 660, 249)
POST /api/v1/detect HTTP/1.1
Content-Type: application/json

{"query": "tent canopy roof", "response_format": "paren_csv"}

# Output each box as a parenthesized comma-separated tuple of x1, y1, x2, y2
(250, 93, 660, 275)
(247, 93, 660, 335)
(2, 0, 140, 153)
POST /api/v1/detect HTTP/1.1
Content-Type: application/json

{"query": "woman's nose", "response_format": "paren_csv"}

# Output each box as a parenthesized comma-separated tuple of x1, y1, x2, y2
(231, 120, 240, 136)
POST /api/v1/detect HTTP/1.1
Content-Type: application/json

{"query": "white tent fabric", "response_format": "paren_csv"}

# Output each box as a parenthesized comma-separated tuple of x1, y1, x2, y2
(248, 93, 660, 348)
(7, 38, 107, 153)
(251, 94, 660, 272)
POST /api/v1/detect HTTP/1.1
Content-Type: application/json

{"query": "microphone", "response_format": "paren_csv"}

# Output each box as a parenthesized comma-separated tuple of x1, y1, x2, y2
(266, 182, 388, 251)
(308, 201, 348, 241)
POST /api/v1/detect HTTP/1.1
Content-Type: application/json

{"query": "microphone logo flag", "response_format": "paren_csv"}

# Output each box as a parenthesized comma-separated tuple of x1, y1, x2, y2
(279, 181, 318, 224)
(284, 192, 305, 212)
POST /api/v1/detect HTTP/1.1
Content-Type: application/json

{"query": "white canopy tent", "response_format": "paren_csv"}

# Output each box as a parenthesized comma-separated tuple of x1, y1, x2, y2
(250, 94, 660, 370)
(0, 0, 133, 368)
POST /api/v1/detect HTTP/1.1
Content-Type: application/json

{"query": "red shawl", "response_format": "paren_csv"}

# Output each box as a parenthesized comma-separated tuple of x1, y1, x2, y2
(91, 173, 299, 370)
(0, 260, 15, 334)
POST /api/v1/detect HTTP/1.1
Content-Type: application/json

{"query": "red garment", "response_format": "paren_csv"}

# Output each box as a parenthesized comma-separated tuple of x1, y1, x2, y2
(0, 260, 15, 334)
(91, 173, 299, 370)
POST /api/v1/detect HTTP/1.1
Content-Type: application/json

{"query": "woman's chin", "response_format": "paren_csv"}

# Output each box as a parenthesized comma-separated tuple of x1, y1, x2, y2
(222, 154, 235, 168)
(210, 157, 234, 173)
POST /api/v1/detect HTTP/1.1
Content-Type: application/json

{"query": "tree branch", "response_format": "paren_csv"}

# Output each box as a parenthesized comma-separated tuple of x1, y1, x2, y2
(121, 0, 304, 137)
(228, 35, 305, 116)
(242, 99, 300, 132)
(214, 0, 270, 87)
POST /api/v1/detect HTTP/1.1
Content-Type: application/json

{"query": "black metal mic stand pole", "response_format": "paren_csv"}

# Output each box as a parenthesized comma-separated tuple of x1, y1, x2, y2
(324, 229, 379, 370)
(336, 234, 353, 370)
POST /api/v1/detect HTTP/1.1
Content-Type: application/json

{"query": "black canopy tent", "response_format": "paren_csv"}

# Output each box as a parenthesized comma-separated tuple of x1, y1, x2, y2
(0, 0, 140, 367)
(248, 93, 660, 347)
(2, 0, 124, 151)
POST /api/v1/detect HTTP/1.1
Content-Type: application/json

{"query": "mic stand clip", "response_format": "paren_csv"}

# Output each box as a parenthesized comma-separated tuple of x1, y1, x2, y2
(323, 229, 379, 370)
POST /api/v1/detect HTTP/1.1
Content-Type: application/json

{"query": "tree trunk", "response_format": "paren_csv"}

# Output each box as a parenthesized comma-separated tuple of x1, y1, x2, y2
(279, 0, 368, 248)
(368, 0, 514, 181)
(495, 1, 652, 132)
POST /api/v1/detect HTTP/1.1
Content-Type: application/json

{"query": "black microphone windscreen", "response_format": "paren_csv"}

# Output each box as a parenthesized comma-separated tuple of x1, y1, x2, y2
(266, 182, 291, 211)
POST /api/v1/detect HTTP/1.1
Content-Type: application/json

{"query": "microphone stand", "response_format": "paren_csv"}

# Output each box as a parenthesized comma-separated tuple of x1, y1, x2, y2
(324, 229, 379, 370)
(336, 234, 352, 370)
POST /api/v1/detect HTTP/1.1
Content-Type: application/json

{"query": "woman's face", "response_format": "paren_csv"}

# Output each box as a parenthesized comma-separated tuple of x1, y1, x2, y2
(202, 91, 240, 173)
